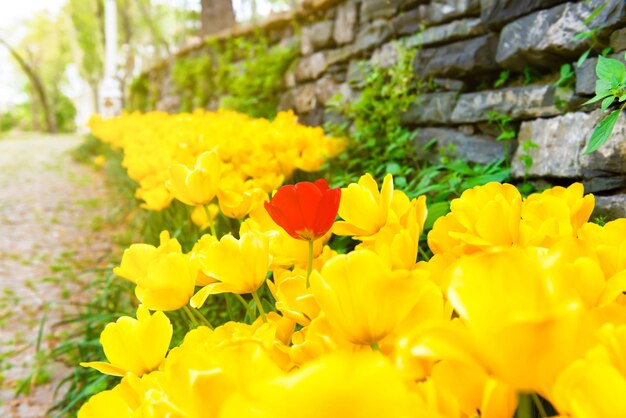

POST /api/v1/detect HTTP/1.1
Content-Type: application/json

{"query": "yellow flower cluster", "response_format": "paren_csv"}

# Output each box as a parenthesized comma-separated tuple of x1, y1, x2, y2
(88, 110, 343, 214)
(79, 175, 626, 418)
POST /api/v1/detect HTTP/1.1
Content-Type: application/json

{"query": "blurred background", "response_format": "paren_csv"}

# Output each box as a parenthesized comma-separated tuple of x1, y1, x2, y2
(0, 0, 294, 135)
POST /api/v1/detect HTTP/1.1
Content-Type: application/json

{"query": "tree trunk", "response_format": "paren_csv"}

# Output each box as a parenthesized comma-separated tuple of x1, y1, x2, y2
(0, 38, 56, 133)
(201, 0, 236, 37)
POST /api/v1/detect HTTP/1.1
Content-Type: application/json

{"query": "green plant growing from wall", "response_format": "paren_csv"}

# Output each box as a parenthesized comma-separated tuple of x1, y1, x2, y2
(218, 35, 297, 118)
(584, 54, 626, 154)
(172, 54, 214, 112)
(324, 42, 510, 233)
(486, 111, 516, 165)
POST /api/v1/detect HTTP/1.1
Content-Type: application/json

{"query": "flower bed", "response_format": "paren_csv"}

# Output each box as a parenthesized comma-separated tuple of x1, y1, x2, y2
(79, 111, 626, 418)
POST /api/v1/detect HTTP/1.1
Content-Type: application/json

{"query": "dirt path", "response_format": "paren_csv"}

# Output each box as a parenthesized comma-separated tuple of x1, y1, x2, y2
(0, 134, 115, 417)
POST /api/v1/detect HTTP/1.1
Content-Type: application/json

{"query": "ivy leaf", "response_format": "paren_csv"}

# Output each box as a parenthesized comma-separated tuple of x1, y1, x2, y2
(601, 96, 615, 111)
(596, 55, 626, 83)
(583, 109, 621, 155)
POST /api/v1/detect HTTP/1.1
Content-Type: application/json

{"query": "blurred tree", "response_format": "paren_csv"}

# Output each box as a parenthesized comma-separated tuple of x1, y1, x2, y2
(0, 36, 55, 132)
(67, 0, 105, 114)
(200, 0, 236, 36)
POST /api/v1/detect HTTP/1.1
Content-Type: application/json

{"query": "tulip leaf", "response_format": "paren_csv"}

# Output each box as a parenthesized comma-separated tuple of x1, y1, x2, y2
(424, 201, 450, 231)
(583, 109, 621, 155)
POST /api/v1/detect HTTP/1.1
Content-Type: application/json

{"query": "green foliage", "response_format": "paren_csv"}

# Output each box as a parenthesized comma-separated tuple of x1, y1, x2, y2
(583, 54, 626, 154)
(325, 42, 510, 234)
(0, 111, 17, 133)
(127, 75, 151, 112)
(172, 54, 214, 112)
(555, 63, 575, 88)
(218, 37, 297, 118)
(325, 43, 422, 190)
(494, 70, 510, 88)
(487, 111, 517, 165)
(148, 33, 297, 118)
(53, 92, 78, 133)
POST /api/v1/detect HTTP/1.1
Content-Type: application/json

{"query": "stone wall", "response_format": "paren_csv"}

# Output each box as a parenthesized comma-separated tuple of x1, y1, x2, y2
(136, 0, 626, 219)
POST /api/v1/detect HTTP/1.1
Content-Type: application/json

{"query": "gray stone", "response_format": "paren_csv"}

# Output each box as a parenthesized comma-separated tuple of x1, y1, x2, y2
(294, 83, 318, 113)
(413, 127, 505, 164)
(419, 0, 481, 25)
(580, 111, 626, 175)
(497, 1, 626, 71)
(480, 0, 566, 29)
(325, 44, 356, 67)
(401, 92, 459, 125)
(392, 0, 480, 35)
(576, 53, 626, 96)
(592, 194, 626, 220)
(333, 3, 358, 44)
(315, 75, 340, 104)
(415, 17, 486, 47)
(511, 112, 591, 178)
(301, 21, 334, 55)
(278, 90, 295, 111)
(431, 78, 465, 92)
(295, 52, 326, 82)
(353, 20, 393, 55)
(610, 28, 626, 52)
(583, 176, 626, 193)
(415, 33, 500, 78)
(392, 8, 425, 36)
(371, 41, 401, 68)
(361, 0, 402, 22)
(451, 85, 563, 123)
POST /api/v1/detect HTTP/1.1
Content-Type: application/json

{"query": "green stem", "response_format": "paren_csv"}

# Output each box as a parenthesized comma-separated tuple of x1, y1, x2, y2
(517, 394, 533, 418)
(306, 239, 314, 288)
(203, 205, 217, 237)
(531, 393, 548, 418)
(251, 290, 267, 322)
(181, 305, 198, 327)
(190, 306, 214, 330)
(234, 293, 251, 313)
(418, 245, 430, 261)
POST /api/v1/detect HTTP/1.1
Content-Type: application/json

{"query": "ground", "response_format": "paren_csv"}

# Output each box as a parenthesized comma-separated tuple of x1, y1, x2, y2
(0, 134, 115, 417)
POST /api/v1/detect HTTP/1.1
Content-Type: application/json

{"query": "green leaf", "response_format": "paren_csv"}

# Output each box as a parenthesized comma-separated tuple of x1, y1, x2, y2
(583, 2, 606, 24)
(601, 95, 615, 110)
(583, 109, 621, 155)
(577, 49, 591, 68)
(424, 201, 451, 231)
(596, 55, 626, 82)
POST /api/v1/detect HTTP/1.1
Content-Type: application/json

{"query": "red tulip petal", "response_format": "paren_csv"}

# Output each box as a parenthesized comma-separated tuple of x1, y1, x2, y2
(294, 182, 324, 233)
(265, 201, 300, 239)
(313, 178, 329, 192)
(266, 186, 306, 238)
(313, 187, 341, 238)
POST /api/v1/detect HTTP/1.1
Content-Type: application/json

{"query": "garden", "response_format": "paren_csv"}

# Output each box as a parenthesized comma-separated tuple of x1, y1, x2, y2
(2, 1, 626, 418)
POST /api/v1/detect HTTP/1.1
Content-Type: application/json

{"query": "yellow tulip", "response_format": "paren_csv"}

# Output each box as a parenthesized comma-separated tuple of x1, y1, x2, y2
(159, 339, 283, 418)
(167, 150, 221, 206)
(333, 173, 394, 238)
(520, 182, 594, 247)
(190, 230, 270, 308)
(81, 306, 172, 377)
(219, 351, 428, 418)
(310, 250, 424, 345)
(114, 231, 182, 285)
(190, 204, 219, 231)
(268, 268, 320, 326)
(428, 182, 522, 256)
(357, 195, 427, 270)
(134, 251, 196, 311)
(553, 325, 626, 417)
(447, 247, 587, 393)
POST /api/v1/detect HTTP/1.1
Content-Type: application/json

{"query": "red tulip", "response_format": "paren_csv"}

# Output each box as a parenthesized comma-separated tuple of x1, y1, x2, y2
(265, 179, 341, 241)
